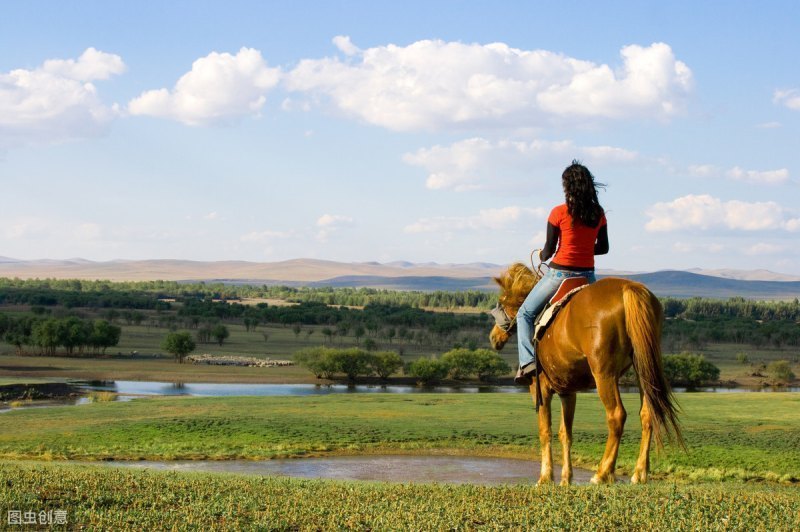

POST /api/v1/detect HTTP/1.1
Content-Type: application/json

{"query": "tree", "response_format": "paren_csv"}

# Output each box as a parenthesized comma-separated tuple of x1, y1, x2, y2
(89, 320, 121, 354)
(292, 323, 303, 340)
(331, 348, 372, 382)
(162, 332, 196, 363)
(211, 324, 230, 346)
(370, 351, 403, 381)
(663, 352, 720, 388)
(406, 357, 449, 385)
(354, 325, 365, 345)
(294, 347, 338, 379)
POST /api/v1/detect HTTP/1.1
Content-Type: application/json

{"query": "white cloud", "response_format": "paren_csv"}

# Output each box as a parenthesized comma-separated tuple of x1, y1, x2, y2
(403, 137, 636, 191)
(316, 214, 354, 241)
(725, 166, 789, 185)
(756, 121, 781, 129)
(128, 48, 280, 126)
(686, 164, 789, 184)
(645, 194, 800, 232)
(203, 212, 219, 220)
(404, 206, 544, 233)
(0, 48, 125, 146)
(773, 88, 800, 111)
(285, 38, 692, 131)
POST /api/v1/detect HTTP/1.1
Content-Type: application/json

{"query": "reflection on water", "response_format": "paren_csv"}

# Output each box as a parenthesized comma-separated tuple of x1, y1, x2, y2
(79, 455, 607, 485)
(0, 394, 137, 414)
(77, 380, 527, 396)
(78, 380, 800, 397)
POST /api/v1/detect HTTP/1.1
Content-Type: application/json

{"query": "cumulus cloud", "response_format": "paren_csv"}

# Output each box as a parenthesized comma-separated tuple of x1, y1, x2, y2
(0, 48, 125, 146)
(404, 206, 544, 233)
(316, 214, 354, 241)
(285, 38, 692, 131)
(645, 194, 800, 232)
(404, 137, 636, 191)
(128, 48, 280, 125)
(686, 164, 789, 184)
(773, 88, 800, 111)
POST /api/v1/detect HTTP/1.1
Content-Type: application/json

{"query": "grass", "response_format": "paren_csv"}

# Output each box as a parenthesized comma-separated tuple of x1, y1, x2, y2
(0, 393, 798, 483)
(1, 460, 798, 530)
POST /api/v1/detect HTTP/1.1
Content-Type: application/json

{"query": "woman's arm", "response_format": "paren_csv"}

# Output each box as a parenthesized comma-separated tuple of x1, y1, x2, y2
(594, 224, 609, 255)
(540, 222, 559, 262)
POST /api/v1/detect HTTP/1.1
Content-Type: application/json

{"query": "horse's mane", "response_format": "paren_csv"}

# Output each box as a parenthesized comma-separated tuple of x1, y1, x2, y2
(497, 262, 538, 308)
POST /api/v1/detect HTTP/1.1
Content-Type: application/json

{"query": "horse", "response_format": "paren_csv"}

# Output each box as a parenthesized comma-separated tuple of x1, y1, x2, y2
(489, 263, 683, 485)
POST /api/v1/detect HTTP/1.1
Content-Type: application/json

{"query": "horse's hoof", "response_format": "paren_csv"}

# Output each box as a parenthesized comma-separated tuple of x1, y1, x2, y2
(590, 473, 615, 485)
(537, 477, 554, 486)
(631, 472, 647, 484)
(559, 478, 572, 486)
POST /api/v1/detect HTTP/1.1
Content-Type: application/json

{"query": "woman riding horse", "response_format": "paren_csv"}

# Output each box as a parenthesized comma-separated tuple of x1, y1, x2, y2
(491, 161, 682, 485)
(515, 161, 608, 385)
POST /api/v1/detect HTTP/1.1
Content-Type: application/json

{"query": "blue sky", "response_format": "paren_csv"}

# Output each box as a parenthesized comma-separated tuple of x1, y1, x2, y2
(1, 1, 799, 273)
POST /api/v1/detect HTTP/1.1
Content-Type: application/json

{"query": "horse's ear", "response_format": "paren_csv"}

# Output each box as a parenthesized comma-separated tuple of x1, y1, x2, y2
(493, 276, 504, 287)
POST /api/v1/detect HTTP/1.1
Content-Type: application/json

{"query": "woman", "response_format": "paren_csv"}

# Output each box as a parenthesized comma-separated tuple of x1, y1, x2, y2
(515, 161, 609, 385)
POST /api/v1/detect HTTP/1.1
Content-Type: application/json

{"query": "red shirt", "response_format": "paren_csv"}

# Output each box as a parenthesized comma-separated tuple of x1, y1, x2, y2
(548, 204, 607, 269)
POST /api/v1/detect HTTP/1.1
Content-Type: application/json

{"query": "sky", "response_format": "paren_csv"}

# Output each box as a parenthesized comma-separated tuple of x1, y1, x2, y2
(1, 1, 799, 273)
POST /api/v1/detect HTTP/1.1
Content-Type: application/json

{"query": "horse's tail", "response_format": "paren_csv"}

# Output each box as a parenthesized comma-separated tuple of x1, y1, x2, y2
(623, 282, 685, 449)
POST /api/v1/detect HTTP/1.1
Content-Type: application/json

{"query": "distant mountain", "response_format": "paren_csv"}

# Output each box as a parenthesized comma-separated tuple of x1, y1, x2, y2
(609, 270, 800, 300)
(1, 258, 799, 299)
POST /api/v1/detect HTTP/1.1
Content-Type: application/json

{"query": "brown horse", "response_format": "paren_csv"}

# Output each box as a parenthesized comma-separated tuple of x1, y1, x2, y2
(489, 263, 683, 485)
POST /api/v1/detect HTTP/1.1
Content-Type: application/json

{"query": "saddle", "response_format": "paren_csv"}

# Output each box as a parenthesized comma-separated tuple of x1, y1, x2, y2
(532, 277, 589, 342)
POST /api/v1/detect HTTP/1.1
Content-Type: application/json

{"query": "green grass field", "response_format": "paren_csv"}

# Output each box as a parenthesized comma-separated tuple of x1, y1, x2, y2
(1, 393, 799, 530)
(1, 461, 798, 530)
(1, 393, 798, 482)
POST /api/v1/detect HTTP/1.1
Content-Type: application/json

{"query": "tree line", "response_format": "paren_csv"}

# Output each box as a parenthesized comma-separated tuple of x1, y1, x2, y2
(0, 313, 121, 355)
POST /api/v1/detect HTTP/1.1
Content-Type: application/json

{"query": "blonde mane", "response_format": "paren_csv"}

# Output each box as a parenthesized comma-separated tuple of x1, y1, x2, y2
(496, 262, 539, 308)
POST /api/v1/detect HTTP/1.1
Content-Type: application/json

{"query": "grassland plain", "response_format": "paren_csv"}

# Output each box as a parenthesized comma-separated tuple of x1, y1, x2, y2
(0, 394, 798, 483)
(1, 461, 798, 530)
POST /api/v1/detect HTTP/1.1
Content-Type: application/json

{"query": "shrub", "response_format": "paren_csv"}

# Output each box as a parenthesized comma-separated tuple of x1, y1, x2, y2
(735, 352, 749, 364)
(472, 349, 512, 382)
(406, 357, 449, 385)
(440, 348, 511, 382)
(293, 347, 339, 379)
(441, 348, 479, 379)
(370, 351, 403, 381)
(663, 352, 720, 388)
(330, 348, 373, 382)
(767, 360, 795, 383)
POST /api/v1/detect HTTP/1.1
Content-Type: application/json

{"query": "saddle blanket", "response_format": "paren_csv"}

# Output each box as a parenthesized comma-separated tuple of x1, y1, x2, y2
(533, 284, 589, 341)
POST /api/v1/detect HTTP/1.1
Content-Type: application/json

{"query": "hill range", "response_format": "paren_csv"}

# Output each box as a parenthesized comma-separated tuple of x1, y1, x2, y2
(1, 257, 800, 300)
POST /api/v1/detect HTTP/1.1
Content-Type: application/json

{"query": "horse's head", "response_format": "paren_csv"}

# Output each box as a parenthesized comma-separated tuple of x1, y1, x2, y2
(489, 262, 538, 350)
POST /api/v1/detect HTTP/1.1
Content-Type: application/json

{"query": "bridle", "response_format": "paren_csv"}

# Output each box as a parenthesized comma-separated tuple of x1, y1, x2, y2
(490, 303, 517, 334)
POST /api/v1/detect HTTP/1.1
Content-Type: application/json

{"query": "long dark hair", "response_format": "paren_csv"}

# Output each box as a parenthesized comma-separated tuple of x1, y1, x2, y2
(562, 160, 605, 228)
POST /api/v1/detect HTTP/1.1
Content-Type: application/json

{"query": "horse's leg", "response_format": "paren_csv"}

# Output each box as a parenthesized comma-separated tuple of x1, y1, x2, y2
(558, 393, 576, 486)
(591, 375, 626, 485)
(631, 388, 652, 484)
(535, 383, 555, 485)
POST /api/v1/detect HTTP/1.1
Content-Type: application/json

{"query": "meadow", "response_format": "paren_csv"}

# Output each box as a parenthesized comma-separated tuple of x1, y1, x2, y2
(1, 392, 799, 529)
(1, 461, 798, 530)
(1, 393, 798, 482)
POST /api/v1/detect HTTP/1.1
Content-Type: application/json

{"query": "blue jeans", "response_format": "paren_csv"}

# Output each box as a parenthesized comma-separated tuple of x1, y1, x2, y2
(517, 268, 597, 367)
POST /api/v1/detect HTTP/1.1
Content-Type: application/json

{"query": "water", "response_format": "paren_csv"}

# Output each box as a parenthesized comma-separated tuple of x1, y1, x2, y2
(77, 455, 605, 485)
(76, 380, 526, 396)
(77, 380, 800, 396)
